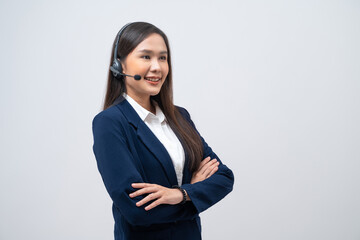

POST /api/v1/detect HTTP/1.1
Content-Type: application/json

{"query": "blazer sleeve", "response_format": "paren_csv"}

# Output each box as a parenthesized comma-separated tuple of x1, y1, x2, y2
(92, 112, 198, 226)
(178, 107, 235, 213)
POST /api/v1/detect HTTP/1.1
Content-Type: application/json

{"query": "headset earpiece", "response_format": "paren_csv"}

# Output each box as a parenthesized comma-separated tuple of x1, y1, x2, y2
(110, 23, 133, 79)
(111, 58, 122, 78)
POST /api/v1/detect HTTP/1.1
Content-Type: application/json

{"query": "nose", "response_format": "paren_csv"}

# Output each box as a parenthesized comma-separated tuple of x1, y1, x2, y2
(149, 59, 161, 72)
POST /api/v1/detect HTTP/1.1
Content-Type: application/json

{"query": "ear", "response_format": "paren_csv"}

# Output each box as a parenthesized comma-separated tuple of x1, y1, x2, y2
(119, 58, 126, 73)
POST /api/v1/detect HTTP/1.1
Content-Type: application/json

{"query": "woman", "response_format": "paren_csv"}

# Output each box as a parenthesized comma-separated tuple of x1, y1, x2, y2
(92, 22, 234, 240)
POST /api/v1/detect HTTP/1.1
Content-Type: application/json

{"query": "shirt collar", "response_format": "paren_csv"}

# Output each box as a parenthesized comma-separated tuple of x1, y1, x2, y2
(122, 93, 166, 123)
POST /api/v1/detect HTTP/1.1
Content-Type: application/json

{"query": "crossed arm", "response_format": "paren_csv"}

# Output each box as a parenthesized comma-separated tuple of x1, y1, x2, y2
(129, 156, 220, 211)
(93, 107, 234, 225)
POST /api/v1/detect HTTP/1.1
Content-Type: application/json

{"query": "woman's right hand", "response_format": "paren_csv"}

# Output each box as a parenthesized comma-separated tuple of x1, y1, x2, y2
(190, 156, 219, 184)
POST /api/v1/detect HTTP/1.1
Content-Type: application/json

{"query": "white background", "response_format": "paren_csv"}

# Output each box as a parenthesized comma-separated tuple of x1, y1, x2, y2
(1, 0, 359, 239)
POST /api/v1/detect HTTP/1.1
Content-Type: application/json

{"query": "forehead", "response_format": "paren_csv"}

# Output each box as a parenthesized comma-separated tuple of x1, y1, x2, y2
(133, 33, 168, 53)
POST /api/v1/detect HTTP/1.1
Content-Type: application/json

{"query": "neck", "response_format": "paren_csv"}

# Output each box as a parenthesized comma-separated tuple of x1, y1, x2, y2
(126, 92, 155, 114)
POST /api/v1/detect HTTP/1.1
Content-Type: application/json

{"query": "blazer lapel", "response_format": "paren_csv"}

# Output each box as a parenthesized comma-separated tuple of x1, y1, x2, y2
(182, 158, 192, 185)
(115, 96, 178, 186)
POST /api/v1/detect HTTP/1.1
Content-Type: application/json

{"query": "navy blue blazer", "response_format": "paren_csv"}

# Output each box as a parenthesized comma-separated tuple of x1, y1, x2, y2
(92, 96, 234, 240)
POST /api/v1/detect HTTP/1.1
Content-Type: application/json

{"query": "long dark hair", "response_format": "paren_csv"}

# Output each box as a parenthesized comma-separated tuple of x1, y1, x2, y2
(103, 22, 203, 173)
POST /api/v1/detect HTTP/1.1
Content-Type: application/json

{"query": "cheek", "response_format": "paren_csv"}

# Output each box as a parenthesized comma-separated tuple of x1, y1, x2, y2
(162, 63, 169, 74)
(125, 57, 146, 72)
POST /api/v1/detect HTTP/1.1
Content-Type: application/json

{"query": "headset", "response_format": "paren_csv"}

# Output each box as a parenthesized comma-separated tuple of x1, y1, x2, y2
(110, 22, 141, 80)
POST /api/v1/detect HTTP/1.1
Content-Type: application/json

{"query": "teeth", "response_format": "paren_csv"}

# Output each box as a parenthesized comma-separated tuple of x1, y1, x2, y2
(145, 77, 160, 82)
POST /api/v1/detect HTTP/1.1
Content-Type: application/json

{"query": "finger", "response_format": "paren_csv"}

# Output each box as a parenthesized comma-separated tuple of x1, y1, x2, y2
(144, 198, 163, 211)
(199, 156, 211, 168)
(195, 159, 210, 174)
(198, 156, 214, 174)
(200, 159, 218, 175)
(136, 192, 161, 207)
(206, 164, 219, 178)
(203, 161, 219, 176)
(129, 186, 158, 198)
(131, 183, 153, 188)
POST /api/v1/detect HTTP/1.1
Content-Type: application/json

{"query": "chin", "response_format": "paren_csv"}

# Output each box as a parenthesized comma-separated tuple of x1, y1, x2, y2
(149, 90, 161, 96)
(147, 87, 162, 95)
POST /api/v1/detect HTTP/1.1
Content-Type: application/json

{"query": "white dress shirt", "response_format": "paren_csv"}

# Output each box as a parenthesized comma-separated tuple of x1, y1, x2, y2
(123, 93, 185, 186)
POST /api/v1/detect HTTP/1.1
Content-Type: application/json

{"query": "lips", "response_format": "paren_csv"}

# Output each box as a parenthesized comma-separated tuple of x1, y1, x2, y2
(144, 76, 161, 82)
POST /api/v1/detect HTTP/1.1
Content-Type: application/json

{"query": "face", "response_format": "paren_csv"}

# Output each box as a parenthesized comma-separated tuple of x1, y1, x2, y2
(121, 33, 169, 101)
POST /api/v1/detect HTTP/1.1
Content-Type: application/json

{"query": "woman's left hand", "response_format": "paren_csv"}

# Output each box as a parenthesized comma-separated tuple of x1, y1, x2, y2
(129, 183, 183, 211)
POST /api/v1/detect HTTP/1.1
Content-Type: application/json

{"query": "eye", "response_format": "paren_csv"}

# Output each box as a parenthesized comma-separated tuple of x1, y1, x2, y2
(160, 56, 167, 60)
(141, 55, 151, 59)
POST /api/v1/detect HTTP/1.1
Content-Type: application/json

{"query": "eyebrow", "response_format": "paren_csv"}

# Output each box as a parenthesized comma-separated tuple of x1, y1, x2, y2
(137, 49, 168, 54)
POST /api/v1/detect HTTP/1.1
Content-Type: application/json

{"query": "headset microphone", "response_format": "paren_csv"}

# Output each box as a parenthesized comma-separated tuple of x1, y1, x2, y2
(122, 73, 142, 81)
(110, 66, 141, 80)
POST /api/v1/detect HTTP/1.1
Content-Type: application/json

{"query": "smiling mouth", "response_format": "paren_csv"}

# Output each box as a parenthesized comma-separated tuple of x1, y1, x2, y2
(144, 77, 161, 82)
